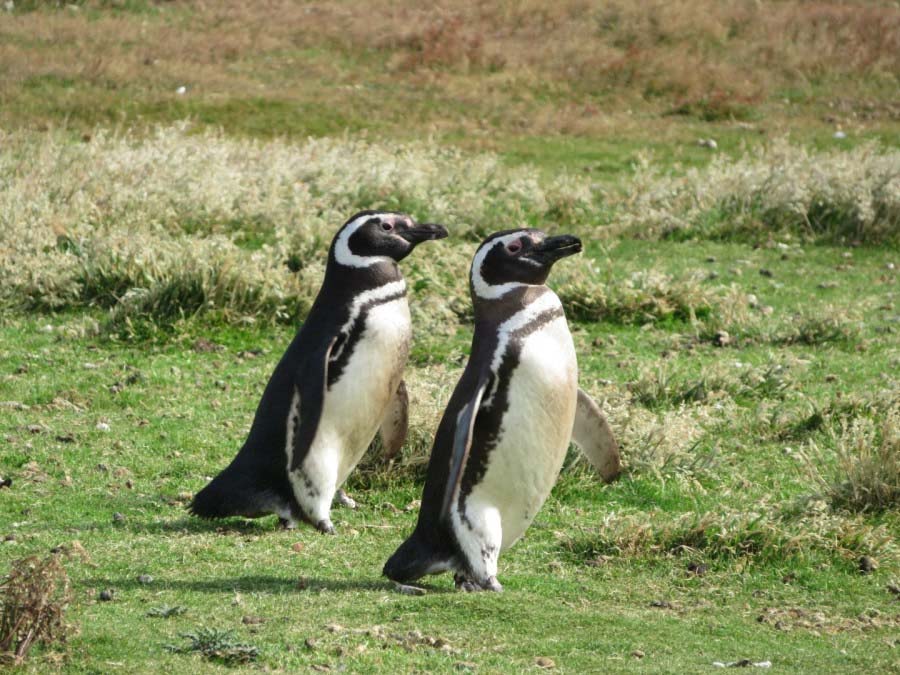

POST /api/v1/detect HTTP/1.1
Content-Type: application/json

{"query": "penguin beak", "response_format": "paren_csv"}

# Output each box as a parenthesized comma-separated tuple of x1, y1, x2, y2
(399, 222, 449, 245)
(524, 235, 582, 265)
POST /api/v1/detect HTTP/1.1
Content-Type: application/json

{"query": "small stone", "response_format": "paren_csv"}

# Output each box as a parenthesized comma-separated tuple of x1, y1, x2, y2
(14, 364, 28, 374)
(99, 589, 113, 602)
(632, 650, 645, 659)
(291, 542, 305, 553)
(137, 574, 153, 584)
(0, 477, 11, 489)
(824, 374, 838, 382)
(650, 599, 672, 609)
(304, 637, 318, 651)
(535, 656, 555, 669)
(859, 556, 878, 574)
(886, 262, 896, 271)
(242, 615, 265, 625)
(759, 268, 774, 278)
(96, 422, 111, 432)
(714, 330, 731, 347)
(325, 623, 343, 633)
(687, 562, 709, 577)
(705, 256, 716, 263)
(112, 512, 125, 523)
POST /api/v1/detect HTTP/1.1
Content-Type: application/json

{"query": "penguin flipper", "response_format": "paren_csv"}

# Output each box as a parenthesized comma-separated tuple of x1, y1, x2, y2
(572, 388, 621, 483)
(379, 380, 408, 461)
(288, 337, 338, 472)
(440, 374, 491, 522)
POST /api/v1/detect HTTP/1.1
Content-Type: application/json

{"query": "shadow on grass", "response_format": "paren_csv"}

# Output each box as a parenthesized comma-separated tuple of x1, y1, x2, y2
(79, 574, 449, 594)
(132, 516, 279, 535)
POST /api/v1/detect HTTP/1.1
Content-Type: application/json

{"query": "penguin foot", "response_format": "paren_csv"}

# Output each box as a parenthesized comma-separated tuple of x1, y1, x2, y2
(454, 573, 503, 593)
(278, 517, 298, 530)
(334, 489, 358, 510)
(483, 576, 503, 593)
(315, 519, 336, 535)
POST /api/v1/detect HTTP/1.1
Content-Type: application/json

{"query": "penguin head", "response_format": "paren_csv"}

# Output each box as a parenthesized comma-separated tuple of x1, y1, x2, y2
(470, 229, 582, 300)
(332, 211, 448, 268)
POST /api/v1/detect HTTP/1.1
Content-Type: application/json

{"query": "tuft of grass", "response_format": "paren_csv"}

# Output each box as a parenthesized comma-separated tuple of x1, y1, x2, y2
(620, 141, 900, 245)
(0, 553, 73, 666)
(566, 506, 895, 564)
(807, 406, 900, 514)
(627, 361, 794, 410)
(556, 266, 718, 325)
(146, 605, 187, 619)
(166, 626, 259, 666)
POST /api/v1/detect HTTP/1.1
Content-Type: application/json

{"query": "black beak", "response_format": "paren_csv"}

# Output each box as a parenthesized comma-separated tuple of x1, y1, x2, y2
(399, 222, 449, 244)
(524, 234, 582, 265)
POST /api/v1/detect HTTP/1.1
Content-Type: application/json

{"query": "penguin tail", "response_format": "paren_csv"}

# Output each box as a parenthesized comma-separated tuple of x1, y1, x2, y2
(188, 465, 267, 520)
(383, 530, 453, 583)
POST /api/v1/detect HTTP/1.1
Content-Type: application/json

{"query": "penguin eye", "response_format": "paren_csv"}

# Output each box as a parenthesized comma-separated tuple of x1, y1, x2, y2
(381, 221, 394, 232)
(506, 240, 522, 254)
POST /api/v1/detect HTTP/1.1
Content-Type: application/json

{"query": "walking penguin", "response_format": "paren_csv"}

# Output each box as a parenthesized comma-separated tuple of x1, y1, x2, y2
(383, 228, 619, 590)
(189, 211, 448, 533)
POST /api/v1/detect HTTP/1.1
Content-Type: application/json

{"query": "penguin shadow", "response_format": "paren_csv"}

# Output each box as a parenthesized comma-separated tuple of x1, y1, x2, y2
(130, 515, 281, 535)
(80, 574, 449, 595)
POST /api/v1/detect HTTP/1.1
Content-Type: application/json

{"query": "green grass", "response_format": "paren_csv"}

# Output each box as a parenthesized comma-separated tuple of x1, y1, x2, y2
(1, 3, 898, 669)
(1, 239, 897, 672)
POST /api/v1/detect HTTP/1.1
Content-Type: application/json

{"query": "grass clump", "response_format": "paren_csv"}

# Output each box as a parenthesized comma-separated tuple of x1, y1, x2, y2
(807, 406, 900, 514)
(567, 507, 894, 565)
(0, 553, 73, 666)
(166, 627, 259, 666)
(621, 141, 900, 245)
(556, 266, 718, 325)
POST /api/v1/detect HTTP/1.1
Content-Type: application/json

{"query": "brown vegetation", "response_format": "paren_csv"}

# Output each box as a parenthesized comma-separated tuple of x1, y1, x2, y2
(1, 1, 898, 137)
(0, 553, 73, 665)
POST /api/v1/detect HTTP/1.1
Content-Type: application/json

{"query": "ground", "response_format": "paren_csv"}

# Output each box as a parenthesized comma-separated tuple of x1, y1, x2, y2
(0, 1, 898, 673)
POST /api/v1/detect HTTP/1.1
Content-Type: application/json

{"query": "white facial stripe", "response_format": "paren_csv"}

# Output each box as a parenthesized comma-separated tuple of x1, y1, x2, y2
(331, 279, 407, 361)
(483, 290, 563, 406)
(334, 212, 399, 268)
(471, 233, 533, 300)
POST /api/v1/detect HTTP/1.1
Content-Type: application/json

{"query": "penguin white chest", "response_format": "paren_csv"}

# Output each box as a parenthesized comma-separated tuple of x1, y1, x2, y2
(317, 297, 411, 483)
(468, 314, 578, 551)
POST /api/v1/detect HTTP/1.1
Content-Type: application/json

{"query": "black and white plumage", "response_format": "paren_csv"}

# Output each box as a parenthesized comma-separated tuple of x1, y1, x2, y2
(189, 211, 447, 533)
(383, 229, 620, 590)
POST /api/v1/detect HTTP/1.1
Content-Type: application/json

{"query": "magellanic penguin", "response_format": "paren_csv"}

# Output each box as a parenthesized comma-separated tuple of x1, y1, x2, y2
(383, 228, 620, 590)
(189, 211, 448, 534)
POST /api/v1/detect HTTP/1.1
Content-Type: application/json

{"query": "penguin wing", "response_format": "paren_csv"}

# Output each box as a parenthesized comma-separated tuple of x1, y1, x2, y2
(571, 388, 621, 483)
(288, 336, 338, 472)
(379, 380, 408, 461)
(439, 374, 491, 522)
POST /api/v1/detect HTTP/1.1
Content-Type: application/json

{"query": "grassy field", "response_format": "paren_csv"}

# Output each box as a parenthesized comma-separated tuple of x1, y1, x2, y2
(1, 1, 899, 673)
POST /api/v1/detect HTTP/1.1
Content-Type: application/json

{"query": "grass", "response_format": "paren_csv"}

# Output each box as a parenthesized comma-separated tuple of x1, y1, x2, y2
(1, 235, 898, 672)
(1, 1, 899, 671)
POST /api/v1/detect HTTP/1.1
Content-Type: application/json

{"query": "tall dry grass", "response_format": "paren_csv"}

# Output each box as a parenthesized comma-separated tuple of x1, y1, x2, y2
(1, 125, 896, 333)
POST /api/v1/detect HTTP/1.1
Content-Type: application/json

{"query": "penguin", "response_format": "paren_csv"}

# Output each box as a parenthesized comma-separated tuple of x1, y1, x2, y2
(383, 228, 620, 590)
(189, 211, 448, 533)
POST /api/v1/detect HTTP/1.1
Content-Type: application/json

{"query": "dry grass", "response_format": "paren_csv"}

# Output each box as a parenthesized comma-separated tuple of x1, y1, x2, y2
(806, 405, 900, 513)
(0, 553, 73, 666)
(1, 1, 898, 136)
(618, 141, 900, 244)
(2, 125, 894, 333)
